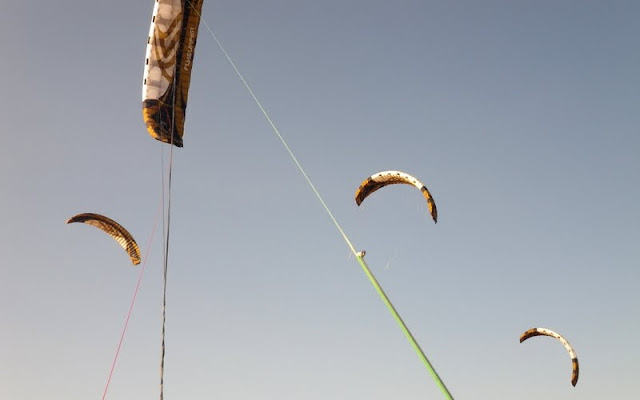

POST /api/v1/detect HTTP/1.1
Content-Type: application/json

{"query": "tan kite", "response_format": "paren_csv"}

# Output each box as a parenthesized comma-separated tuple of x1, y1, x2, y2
(520, 327, 580, 387)
(354, 170, 438, 223)
(67, 213, 141, 266)
(142, 0, 204, 147)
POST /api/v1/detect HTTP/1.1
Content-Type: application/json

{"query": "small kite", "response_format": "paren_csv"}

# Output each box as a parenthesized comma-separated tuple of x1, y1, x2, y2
(520, 327, 579, 387)
(354, 170, 438, 223)
(67, 213, 141, 266)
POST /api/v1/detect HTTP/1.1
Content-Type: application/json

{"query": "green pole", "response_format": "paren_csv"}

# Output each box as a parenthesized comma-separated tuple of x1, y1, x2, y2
(355, 254, 454, 399)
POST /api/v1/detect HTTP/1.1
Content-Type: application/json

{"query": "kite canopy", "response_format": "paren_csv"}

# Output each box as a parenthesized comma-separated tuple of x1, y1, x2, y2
(354, 170, 438, 223)
(520, 327, 579, 387)
(142, 0, 204, 147)
(67, 213, 141, 266)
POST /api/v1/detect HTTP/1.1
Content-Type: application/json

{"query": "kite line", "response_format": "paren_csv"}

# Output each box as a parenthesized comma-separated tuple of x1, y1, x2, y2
(101, 201, 163, 400)
(158, 91, 177, 400)
(191, 5, 455, 398)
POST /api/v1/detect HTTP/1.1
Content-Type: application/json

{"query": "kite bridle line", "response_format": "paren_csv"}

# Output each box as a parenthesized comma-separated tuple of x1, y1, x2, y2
(188, 3, 455, 398)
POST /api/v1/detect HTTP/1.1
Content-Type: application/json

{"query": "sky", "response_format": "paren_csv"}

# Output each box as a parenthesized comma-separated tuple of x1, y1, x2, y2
(1, 1, 638, 399)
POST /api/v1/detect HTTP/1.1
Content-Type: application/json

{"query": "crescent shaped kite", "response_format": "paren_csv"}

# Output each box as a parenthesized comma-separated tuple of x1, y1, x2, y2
(520, 327, 579, 387)
(354, 170, 438, 223)
(67, 213, 141, 266)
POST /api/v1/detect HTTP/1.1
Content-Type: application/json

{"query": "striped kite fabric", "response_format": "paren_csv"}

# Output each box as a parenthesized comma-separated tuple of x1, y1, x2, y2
(67, 213, 141, 266)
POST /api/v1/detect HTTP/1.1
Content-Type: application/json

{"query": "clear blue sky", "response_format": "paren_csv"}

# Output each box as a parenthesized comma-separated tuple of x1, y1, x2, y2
(1, 1, 638, 399)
